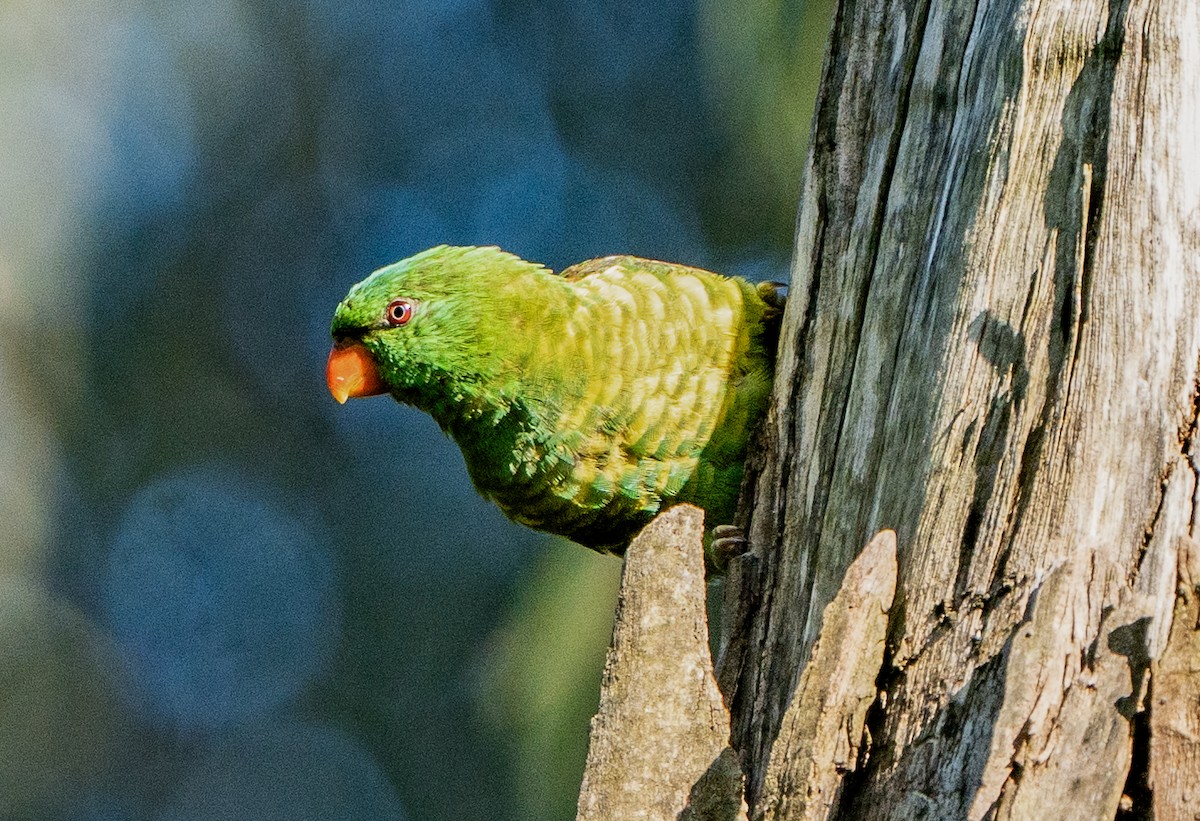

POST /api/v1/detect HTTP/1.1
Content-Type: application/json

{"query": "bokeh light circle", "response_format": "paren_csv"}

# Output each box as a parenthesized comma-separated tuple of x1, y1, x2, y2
(102, 465, 339, 733)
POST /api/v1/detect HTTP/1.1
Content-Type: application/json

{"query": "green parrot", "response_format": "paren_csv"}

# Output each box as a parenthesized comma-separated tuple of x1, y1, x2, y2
(327, 245, 782, 562)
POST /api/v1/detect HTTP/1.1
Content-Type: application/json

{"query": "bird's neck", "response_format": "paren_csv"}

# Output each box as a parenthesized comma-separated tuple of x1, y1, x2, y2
(432, 384, 553, 500)
(428, 286, 581, 500)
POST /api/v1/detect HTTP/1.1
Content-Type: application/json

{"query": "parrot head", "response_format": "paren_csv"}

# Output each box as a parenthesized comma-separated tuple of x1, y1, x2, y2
(326, 245, 545, 407)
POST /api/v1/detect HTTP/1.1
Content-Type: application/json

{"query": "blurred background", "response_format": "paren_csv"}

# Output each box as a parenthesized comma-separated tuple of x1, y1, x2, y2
(0, 0, 832, 818)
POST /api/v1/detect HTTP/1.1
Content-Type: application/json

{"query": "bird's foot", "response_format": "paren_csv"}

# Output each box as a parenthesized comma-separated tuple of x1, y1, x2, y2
(709, 524, 750, 573)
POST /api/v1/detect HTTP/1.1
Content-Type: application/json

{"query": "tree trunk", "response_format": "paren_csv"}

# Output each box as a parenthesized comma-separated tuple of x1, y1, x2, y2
(718, 0, 1200, 818)
(575, 0, 1198, 817)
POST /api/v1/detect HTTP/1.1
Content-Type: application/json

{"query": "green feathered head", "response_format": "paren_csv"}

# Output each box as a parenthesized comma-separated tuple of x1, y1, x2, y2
(326, 245, 549, 408)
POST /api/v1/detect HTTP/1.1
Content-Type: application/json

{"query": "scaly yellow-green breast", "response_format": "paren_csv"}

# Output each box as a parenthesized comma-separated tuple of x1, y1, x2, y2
(471, 256, 773, 551)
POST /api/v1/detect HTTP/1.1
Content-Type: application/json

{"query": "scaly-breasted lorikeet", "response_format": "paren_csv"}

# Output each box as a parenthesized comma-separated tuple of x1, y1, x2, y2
(327, 245, 782, 559)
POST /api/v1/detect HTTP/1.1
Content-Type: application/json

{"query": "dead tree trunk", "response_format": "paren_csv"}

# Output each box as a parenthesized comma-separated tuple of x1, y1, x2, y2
(575, 0, 1198, 818)
(718, 0, 1200, 818)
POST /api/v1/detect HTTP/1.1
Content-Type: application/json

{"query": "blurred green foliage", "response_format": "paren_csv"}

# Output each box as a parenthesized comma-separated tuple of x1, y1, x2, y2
(481, 546, 622, 821)
(0, 0, 830, 818)
(699, 0, 836, 247)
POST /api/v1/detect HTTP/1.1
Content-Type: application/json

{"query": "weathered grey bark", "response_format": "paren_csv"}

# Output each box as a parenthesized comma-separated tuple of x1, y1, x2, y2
(576, 505, 747, 821)
(715, 0, 1200, 818)
(575, 0, 1197, 817)
(1148, 535, 1200, 819)
(756, 529, 896, 820)
(576, 511, 897, 821)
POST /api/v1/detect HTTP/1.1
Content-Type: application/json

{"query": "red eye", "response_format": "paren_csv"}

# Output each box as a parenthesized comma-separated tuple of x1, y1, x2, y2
(386, 298, 415, 325)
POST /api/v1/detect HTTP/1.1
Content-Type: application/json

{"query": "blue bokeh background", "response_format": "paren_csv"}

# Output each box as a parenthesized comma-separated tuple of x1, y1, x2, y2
(0, 0, 830, 818)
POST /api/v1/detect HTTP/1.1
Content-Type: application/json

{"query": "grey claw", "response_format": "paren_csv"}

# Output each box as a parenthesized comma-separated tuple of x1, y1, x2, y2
(711, 525, 750, 571)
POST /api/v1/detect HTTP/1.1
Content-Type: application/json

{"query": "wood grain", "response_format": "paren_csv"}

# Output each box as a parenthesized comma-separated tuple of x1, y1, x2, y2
(577, 505, 746, 821)
(756, 530, 896, 821)
(720, 0, 1200, 816)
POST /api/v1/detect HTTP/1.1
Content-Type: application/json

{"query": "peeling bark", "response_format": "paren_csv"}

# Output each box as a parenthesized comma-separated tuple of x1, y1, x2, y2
(1149, 537, 1200, 819)
(756, 529, 896, 821)
(576, 521, 897, 821)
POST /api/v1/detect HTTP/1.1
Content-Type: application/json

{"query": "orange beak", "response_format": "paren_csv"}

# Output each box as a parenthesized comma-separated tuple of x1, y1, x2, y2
(326, 342, 388, 404)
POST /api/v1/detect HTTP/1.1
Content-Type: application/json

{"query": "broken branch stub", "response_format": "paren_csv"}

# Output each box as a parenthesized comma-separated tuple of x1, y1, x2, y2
(576, 504, 746, 821)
